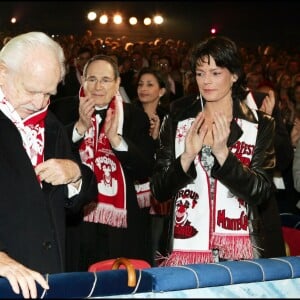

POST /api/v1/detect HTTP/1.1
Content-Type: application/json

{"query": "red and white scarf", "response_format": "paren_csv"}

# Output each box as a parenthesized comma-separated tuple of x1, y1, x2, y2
(79, 93, 128, 228)
(161, 113, 258, 266)
(0, 89, 47, 183)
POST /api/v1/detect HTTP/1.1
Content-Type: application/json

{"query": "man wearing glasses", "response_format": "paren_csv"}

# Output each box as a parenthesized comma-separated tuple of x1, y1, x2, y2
(65, 55, 156, 272)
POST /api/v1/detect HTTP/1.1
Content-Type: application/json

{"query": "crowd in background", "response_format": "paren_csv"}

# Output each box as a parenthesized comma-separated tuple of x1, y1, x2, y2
(2, 30, 299, 110)
(49, 31, 299, 112)
(2, 29, 300, 213)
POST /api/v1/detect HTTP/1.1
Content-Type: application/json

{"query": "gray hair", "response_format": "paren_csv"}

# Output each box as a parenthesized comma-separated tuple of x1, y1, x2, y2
(0, 31, 66, 81)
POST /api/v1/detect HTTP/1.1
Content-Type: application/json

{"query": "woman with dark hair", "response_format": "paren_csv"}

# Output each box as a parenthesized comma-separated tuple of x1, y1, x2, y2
(150, 35, 286, 266)
(134, 67, 169, 139)
(133, 67, 172, 266)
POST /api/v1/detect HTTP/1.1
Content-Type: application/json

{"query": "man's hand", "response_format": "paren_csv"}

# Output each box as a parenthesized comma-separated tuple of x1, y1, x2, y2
(104, 99, 122, 148)
(76, 93, 96, 135)
(35, 159, 81, 185)
(259, 89, 275, 115)
(0, 252, 49, 299)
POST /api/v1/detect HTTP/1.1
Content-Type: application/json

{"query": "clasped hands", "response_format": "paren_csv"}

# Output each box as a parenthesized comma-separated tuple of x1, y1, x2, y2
(75, 95, 122, 148)
(181, 111, 230, 172)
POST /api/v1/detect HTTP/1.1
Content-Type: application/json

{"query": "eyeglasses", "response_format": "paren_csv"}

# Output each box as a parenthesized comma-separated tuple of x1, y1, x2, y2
(159, 63, 169, 68)
(85, 76, 115, 85)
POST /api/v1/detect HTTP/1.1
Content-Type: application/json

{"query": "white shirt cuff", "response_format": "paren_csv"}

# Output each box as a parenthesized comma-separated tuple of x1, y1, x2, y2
(67, 179, 82, 197)
(113, 136, 128, 151)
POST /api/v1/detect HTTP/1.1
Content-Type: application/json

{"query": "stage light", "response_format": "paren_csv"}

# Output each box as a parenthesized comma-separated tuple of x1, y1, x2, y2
(99, 14, 108, 24)
(113, 14, 122, 25)
(87, 11, 97, 21)
(211, 27, 217, 34)
(87, 9, 166, 29)
(144, 17, 151, 26)
(129, 17, 138, 25)
(153, 15, 163, 25)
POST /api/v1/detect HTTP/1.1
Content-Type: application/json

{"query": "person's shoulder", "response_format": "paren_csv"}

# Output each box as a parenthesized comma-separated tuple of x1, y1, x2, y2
(169, 94, 199, 119)
(123, 102, 148, 119)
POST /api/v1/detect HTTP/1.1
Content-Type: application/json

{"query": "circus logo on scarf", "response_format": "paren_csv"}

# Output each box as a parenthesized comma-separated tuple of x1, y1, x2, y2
(174, 188, 199, 239)
(96, 156, 118, 196)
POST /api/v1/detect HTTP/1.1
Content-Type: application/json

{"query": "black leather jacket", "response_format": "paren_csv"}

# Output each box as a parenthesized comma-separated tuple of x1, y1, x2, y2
(150, 94, 286, 259)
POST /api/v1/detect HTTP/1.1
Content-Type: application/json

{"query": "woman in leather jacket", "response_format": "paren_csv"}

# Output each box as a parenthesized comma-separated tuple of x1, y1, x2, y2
(150, 36, 286, 266)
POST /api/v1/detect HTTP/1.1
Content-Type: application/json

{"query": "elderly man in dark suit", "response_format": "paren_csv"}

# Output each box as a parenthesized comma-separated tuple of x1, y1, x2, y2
(0, 32, 97, 298)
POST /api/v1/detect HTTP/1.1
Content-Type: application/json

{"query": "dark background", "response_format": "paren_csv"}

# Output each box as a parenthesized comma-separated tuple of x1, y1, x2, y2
(0, 1, 299, 49)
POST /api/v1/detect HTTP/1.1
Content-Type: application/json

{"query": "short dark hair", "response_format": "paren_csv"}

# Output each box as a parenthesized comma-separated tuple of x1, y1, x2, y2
(190, 35, 248, 101)
(137, 67, 168, 90)
(82, 54, 120, 79)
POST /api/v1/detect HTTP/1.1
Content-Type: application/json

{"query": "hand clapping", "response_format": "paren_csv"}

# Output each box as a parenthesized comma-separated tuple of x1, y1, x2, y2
(181, 111, 230, 172)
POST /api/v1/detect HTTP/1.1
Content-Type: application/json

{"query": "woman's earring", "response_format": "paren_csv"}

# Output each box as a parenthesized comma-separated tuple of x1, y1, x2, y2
(200, 93, 204, 111)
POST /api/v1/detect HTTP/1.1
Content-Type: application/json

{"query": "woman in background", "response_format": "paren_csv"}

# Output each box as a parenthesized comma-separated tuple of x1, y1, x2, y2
(134, 67, 172, 266)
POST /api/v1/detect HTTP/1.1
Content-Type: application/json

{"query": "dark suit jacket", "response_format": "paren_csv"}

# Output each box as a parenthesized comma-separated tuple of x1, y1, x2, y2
(0, 110, 97, 274)
(49, 96, 79, 126)
(50, 96, 156, 267)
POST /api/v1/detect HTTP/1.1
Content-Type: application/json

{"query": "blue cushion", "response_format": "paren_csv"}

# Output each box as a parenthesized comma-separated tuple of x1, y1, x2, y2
(0, 269, 153, 298)
(144, 256, 300, 292)
(1, 256, 300, 298)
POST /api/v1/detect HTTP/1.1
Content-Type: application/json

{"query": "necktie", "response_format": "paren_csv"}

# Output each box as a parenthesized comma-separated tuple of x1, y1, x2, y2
(94, 109, 107, 119)
(94, 109, 107, 132)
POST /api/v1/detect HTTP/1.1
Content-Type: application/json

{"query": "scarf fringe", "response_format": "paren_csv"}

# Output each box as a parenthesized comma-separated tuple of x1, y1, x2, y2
(83, 202, 127, 228)
(159, 235, 253, 266)
(158, 250, 213, 266)
(211, 234, 253, 260)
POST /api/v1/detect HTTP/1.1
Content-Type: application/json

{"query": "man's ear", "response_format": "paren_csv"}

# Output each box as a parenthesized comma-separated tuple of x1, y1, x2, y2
(0, 62, 8, 85)
(115, 76, 121, 94)
(232, 74, 238, 82)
